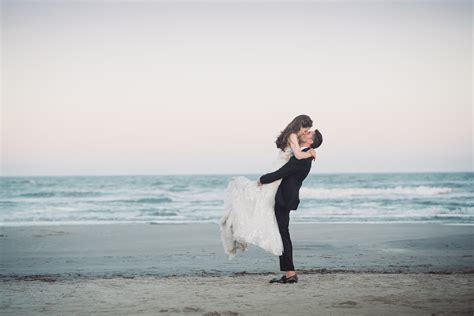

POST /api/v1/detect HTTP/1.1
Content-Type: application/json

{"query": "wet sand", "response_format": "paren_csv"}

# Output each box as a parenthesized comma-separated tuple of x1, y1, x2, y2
(1, 223, 473, 277)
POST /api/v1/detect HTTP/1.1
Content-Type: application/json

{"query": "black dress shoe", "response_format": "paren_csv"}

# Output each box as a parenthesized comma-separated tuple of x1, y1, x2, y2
(285, 274, 298, 284)
(269, 275, 287, 283)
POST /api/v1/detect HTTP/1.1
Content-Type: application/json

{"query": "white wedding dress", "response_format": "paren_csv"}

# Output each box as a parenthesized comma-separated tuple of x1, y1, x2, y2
(220, 146, 294, 258)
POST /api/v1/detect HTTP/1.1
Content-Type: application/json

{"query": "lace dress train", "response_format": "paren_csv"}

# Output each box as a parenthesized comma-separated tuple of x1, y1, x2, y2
(220, 147, 293, 258)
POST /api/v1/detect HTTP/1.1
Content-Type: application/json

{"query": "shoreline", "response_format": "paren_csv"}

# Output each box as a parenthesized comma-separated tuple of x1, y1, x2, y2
(1, 221, 473, 227)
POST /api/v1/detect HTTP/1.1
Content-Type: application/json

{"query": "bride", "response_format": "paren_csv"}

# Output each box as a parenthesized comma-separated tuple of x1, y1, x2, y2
(220, 115, 316, 258)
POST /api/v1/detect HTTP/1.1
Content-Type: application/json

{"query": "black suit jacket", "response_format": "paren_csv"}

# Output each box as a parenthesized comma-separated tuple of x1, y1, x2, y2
(259, 148, 313, 211)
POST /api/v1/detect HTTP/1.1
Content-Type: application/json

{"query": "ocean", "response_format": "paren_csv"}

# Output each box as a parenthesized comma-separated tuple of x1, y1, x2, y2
(0, 173, 473, 226)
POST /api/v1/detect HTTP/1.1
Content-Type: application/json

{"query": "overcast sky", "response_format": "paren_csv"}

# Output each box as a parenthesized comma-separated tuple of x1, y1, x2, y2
(1, 0, 472, 176)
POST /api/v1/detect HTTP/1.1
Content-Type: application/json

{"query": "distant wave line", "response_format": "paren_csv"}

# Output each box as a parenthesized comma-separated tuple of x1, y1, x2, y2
(300, 186, 452, 198)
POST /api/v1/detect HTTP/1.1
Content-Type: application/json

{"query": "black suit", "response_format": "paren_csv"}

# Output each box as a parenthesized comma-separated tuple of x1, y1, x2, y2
(259, 148, 313, 271)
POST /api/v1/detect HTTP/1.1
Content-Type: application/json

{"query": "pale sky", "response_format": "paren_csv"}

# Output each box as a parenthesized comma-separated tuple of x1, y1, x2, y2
(1, 0, 472, 176)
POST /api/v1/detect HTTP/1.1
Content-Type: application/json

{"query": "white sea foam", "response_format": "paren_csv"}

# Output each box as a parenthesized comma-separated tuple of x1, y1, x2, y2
(300, 186, 452, 199)
(294, 205, 474, 217)
(2, 174, 472, 226)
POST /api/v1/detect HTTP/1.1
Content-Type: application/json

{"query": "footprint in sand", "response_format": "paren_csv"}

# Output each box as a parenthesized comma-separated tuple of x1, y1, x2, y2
(335, 300, 357, 307)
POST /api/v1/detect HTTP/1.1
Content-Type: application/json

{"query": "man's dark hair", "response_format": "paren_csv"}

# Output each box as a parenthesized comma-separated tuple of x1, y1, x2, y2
(311, 129, 323, 149)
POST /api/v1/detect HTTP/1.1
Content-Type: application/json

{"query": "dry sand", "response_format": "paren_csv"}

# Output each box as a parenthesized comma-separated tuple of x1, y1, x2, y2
(2, 272, 473, 315)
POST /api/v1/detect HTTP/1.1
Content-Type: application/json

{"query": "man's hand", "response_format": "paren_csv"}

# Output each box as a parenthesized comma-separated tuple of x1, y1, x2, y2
(257, 180, 263, 186)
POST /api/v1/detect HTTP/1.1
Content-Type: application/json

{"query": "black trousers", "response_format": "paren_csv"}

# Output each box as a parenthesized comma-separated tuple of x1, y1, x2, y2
(275, 206, 294, 271)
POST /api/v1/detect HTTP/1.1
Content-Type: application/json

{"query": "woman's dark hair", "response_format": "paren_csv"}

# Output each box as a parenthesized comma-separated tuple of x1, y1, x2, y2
(275, 115, 313, 150)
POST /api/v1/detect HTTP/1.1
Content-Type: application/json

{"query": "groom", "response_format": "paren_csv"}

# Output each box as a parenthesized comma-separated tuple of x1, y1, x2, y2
(258, 129, 323, 284)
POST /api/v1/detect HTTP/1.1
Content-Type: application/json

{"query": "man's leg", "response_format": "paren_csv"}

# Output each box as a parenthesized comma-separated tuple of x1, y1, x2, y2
(275, 206, 294, 273)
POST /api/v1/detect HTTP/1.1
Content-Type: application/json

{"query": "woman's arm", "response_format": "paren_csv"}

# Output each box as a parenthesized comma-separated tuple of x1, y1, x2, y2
(289, 133, 313, 160)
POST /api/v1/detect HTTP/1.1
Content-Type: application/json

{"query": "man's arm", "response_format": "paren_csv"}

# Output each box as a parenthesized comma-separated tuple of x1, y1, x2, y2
(259, 157, 309, 184)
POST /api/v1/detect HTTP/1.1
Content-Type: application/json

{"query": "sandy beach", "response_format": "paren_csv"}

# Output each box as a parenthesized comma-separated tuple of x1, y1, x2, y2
(1, 223, 473, 314)
(2, 272, 473, 315)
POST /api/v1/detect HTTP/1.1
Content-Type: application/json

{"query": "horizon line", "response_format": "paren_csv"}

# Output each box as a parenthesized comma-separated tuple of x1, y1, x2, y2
(1, 170, 473, 177)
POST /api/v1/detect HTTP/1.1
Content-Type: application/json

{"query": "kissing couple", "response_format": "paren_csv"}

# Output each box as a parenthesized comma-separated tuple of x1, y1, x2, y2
(220, 114, 323, 284)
